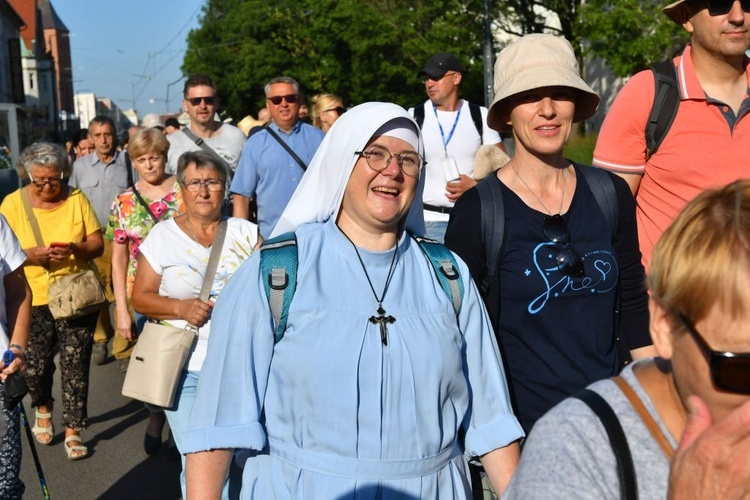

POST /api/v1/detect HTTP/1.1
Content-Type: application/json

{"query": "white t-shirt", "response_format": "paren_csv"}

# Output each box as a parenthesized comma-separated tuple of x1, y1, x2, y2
(166, 123, 247, 174)
(138, 217, 259, 371)
(409, 100, 501, 221)
(0, 214, 26, 352)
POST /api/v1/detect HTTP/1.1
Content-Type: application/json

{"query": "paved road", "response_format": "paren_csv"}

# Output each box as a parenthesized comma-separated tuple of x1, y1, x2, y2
(19, 347, 182, 499)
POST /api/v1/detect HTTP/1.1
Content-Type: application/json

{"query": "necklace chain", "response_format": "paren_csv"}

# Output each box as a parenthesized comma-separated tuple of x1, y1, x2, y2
(343, 233, 399, 308)
(511, 161, 568, 216)
(185, 215, 204, 246)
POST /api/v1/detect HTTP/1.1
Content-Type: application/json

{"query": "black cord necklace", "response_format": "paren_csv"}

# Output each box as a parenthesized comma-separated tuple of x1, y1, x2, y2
(343, 232, 399, 346)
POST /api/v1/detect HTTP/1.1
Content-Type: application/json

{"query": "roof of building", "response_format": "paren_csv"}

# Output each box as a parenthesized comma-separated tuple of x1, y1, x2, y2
(39, 0, 67, 32)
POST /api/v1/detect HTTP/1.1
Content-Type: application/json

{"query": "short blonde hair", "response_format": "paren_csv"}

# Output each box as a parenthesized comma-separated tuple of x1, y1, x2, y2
(311, 94, 343, 129)
(649, 180, 750, 323)
(127, 128, 169, 160)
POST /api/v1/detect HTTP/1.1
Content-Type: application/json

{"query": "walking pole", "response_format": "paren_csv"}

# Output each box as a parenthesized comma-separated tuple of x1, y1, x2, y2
(19, 402, 51, 499)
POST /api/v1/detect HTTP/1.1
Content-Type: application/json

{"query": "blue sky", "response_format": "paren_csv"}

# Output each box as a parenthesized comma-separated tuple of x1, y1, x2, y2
(52, 0, 205, 116)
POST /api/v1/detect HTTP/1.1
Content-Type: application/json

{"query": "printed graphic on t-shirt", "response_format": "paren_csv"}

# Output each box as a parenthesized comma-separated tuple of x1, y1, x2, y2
(526, 245, 618, 314)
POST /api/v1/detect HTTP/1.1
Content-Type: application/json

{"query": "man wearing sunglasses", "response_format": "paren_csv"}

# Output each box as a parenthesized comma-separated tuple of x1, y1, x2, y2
(593, 0, 750, 272)
(231, 76, 324, 239)
(166, 74, 246, 176)
(408, 52, 504, 243)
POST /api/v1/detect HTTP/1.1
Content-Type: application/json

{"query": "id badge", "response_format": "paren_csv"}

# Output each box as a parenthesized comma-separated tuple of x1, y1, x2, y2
(441, 156, 461, 182)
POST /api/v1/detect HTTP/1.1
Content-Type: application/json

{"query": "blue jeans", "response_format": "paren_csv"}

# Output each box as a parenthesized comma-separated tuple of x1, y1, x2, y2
(165, 370, 230, 500)
(424, 220, 449, 243)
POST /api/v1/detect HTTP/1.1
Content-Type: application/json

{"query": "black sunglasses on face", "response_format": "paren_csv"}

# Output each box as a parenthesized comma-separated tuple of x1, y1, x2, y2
(267, 94, 300, 105)
(542, 214, 584, 277)
(707, 0, 750, 15)
(187, 96, 217, 106)
(324, 106, 345, 116)
(677, 313, 750, 394)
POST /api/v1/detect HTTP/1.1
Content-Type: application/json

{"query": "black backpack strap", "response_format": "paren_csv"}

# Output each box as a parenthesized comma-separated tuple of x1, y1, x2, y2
(577, 164, 618, 240)
(413, 103, 425, 129)
(475, 175, 505, 299)
(573, 389, 638, 500)
(645, 61, 680, 160)
(468, 102, 484, 139)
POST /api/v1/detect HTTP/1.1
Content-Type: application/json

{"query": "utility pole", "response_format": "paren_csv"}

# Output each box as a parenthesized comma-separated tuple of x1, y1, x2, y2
(482, 0, 494, 108)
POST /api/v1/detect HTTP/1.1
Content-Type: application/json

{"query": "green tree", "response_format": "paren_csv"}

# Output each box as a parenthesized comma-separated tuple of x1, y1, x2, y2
(577, 0, 687, 77)
(183, 0, 491, 119)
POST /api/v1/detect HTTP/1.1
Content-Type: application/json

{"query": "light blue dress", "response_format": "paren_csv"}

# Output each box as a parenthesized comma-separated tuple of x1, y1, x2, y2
(183, 219, 523, 499)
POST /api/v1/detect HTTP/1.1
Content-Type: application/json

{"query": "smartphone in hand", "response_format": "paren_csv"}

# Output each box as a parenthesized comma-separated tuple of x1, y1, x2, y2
(49, 242, 69, 249)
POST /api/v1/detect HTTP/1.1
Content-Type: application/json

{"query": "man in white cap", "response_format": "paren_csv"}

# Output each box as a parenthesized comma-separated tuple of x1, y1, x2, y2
(409, 52, 504, 243)
(593, 0, 750, 271)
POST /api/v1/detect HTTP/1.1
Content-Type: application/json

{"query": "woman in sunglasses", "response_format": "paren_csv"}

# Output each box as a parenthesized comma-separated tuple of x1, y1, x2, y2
(505, 180, 750, 498)
(445, 34, 650, 434)
(311, 93, 345, 133)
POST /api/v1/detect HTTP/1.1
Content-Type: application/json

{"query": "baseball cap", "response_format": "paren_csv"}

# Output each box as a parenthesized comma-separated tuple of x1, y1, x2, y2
(418, 53, 463, 79)
(141, 113, 165, 129)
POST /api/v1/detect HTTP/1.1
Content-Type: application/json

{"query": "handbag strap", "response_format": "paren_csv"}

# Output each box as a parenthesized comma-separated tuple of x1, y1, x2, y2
(613, 376, 675, 460)
(263, 125, 308, 172)
(198, 219, 228, 303)
(124, 153, 158, 223)
(182, 128, 234, 181)
(20, 187, 44, 247)
(573, 388, 638, 500)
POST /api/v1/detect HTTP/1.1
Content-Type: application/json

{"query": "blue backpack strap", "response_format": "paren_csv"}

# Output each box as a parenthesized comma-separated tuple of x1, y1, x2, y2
(259, 232, 298, 344)
(413, 235, 464, 315)
(576, 163, 618, 239)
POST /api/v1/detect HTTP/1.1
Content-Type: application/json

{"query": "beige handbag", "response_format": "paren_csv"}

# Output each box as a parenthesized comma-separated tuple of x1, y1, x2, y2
(20, 187, 106, 320)
(47, 268, 107, 320)
(121, 219, 227, 408)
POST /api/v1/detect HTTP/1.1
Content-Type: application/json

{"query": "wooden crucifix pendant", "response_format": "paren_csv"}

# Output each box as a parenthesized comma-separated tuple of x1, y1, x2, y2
(369, 305, 395, 346)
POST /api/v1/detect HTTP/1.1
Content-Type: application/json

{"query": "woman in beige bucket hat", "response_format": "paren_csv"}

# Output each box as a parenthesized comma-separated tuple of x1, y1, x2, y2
(445, 34, 650, 434)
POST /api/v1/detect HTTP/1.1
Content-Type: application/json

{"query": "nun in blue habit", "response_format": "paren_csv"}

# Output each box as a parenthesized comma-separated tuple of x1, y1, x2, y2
(182, 102, 523, 499)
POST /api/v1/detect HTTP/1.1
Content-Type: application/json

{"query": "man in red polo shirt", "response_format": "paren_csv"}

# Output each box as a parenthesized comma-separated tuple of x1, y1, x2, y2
(593, 0, 750, 270)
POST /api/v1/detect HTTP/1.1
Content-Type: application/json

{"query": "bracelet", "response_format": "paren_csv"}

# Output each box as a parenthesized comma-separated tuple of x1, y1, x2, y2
(8, 344, 26, 359)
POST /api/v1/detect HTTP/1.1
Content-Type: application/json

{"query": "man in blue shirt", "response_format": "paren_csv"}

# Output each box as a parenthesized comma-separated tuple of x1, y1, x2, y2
(231, 77, 325, 239)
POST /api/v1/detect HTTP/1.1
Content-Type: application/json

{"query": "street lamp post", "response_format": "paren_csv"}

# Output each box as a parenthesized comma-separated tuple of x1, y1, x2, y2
(482, 0, 494, 108)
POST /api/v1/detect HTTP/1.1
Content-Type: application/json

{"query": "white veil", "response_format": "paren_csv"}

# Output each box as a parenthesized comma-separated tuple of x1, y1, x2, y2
(270, 102, 426, 238)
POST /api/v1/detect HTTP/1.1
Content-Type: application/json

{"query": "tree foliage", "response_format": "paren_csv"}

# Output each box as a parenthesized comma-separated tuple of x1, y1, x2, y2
(183, 0, 490, 119)
(577, 0, 687, 77)
(183, 0, 690, 120)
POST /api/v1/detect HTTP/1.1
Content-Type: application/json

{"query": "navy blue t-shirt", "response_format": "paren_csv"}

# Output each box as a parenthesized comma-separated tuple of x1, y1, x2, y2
(446, 165, 649, 432)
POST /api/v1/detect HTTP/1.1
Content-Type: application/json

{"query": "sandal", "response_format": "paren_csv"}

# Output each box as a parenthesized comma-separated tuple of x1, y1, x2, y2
(64, 435, 88, 461)
(32, 410, 54, 445)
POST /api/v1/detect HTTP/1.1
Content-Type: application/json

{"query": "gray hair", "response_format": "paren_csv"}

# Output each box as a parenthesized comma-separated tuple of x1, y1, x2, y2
(175, 151, 227, 186)
(264, 76, 300, 97)
(17, 142, 71, 180)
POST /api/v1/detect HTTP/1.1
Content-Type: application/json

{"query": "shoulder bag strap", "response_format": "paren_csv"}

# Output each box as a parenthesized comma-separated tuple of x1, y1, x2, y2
(123, 153, 158, 223)
(613, 376, 675, 460)
(181, 128, 234, 180)
(573, 388, 638, 500)
(263, 125, 308, 172)
(198, 219, 228, 303)
(20, 187, 44, 247)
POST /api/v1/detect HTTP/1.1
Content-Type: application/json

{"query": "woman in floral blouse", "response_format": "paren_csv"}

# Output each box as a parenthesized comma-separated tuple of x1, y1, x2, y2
(106, 127, 184, 455)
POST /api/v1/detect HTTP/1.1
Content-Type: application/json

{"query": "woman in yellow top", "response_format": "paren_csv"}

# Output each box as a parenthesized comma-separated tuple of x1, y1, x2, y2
(0, 142, 103, 461)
